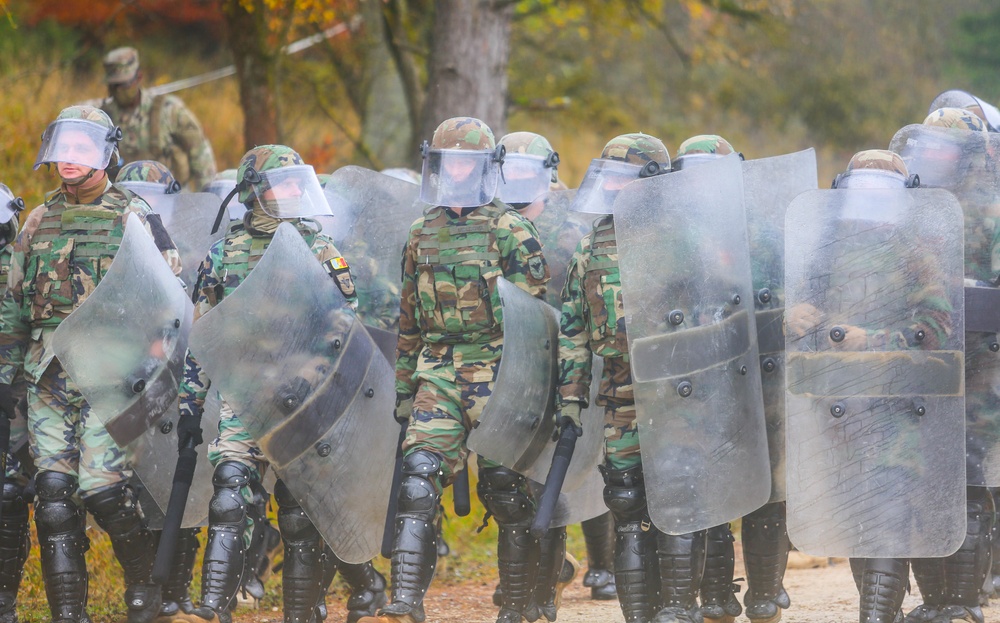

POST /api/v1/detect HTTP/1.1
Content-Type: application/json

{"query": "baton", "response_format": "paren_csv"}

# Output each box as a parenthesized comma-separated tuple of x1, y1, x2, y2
(530, 425, 578, 539)
(381, 421, 409, 558)
(0, 415, 10, 525)
(452, 467, 471, 517)
(151, 423, 200, 584)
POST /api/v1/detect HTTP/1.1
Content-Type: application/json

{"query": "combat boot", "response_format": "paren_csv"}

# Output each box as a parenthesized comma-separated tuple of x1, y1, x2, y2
(742, 502, 790, 623)
(699, 524, 741, 623)
(603, 465, 658, 623)
(581, 512, 617, 601)
(36, 472, 90, 623)
(851, 558, 908, 623)
(158, 528, 201, 619)
(930, 488, 992, 623)
(0, 480, 29, 623)
(652, 530, 706, 623)
(337, 558, 388, 623)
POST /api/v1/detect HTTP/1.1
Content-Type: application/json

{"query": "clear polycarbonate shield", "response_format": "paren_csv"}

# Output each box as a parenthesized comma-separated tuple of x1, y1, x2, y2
(890, 124, 1000, 486)
(34, 119, 116, 170)
(322, 166, 422, 331)
(469, 277, 559, 473)
(742, 149, 818, 503)
(570, 159, 648, 215)
(529, 189, 593, 308)
(188, 223, 396, 563)
(0, 184, 21, 225)
(497, 154, 553, 205)
(251, 165, 332, 219)
(50, 217, 192, 447)
(419, 149, 500, 208)
(128, 394, 220, 529)
(784, 187, 966, 557)
(614, 154, 769, 534)
(929, 89, 1000, 132)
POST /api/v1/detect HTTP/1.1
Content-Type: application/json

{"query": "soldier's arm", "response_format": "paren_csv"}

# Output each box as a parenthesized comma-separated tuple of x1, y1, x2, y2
(556, 240, 593, 408)
(177, 248, 223, 417)
(394, 228, 421, 396)
(124, 195, 183, 276)
(167, 97, 217, 190)
(499, 210, 549, 299)
(312, 237, 359, 311)
(0, 218, 37, 384)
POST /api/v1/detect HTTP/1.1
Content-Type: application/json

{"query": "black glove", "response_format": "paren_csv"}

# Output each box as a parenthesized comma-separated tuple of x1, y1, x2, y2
(0, 384, 15, 421)
(394, 393, 413, 424)
(176, 414, 204, 451)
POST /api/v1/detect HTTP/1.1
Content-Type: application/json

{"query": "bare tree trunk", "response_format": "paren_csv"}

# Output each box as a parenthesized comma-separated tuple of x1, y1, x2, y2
(222, 0, 279, 150)
(419, 0, 512, 151)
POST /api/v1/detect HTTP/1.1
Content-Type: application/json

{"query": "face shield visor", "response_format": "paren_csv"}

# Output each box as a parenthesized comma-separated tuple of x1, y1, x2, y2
(930, 90, 1000, 132)
(118, 181, 180, 198)
(419, 146, 502, 208)
(248, 165, 333, 219)
(672, 153, 725, 171)
(0, 184, 24, 225)
(895, 135, 969, 189)
(34, 119, 119, 171)
(570, 158, 663, 214)
(496, 153, 558, 205)
(832, 169, 912, 190)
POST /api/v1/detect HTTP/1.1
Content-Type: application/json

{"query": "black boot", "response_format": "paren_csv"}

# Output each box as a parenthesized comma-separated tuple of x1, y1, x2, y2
(36, 472, 90, 623)
(0, 480, 29, 623)
(525, 527, 566, 622)
(934, 487, 992, 623)
(336, 557, 388, 623)
(652, 530, 706, 623)
(84, 483, 161, 623)
(851, 558, 908, 623)
(699, 524, 741, 623)
(276, 479, 325, 623)
(603, 465, 658, 623)
(241, 478, 273, 601)
(159, 528, 201, 616)
(742, 502, 790, 623)
(906, 559, 945, 623)
(582, 512, 617, 600)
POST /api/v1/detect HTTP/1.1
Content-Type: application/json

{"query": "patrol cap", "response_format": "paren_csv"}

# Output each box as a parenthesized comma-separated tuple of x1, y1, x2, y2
(104, 47, 140, 84)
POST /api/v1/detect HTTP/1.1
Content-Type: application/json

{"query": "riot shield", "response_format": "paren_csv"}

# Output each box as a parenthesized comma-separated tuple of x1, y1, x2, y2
(742, 149, 818, 503)
(890, 124, 1000, 486)
(142, 192, 224, 295)
(468, 277, 558, 473)
(322, 166, 422, 332)
(784, 187, 966, 558)
(613, 154, 770, 535)
(188, 223, 396, 563)
(530, 189, 593, 308)
(51, 217, 193, 447)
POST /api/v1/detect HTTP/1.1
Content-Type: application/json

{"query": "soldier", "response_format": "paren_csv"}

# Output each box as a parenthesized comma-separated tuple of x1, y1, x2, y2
(556, 133, 715, 623)
(177, 145, 387, 623)
(94, 47, 217, 190)
(357, 117, 550, 623)
(495, 130, 617, 609)
(0, 105, 178, 623)
(929, 90, 1000, 133)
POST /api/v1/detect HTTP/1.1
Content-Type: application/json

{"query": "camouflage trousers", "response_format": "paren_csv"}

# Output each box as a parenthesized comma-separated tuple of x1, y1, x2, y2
(4, 375, 30, 484)
(603, 401, 640, 470)
(206, 394, 264, 549)
(27, 361, 130, 496)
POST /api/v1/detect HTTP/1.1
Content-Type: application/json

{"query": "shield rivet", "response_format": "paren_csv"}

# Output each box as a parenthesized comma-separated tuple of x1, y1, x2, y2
(762, 358, 776, 373)
(829, 326, 846, 343)
(131, 379, 146, 393)
(914, 330, 925, 342)
(668, 310, 684, 326)
(830, 403, 845, 418)
(282, 395, 300, 411)
(915, 404, 926, 416)
(677, 381, 693, 398)
(332, 339, 342, 350)
(739, 365, 748, 375)
(173, 318, 181, 329)
(316, 443, 332, 457)
(991, 342, 999, 353)
(160, 421, 173, 434)
(757, 288, 771, 304)
(731, 294, 741, 306)
(365, 388, 375, 398)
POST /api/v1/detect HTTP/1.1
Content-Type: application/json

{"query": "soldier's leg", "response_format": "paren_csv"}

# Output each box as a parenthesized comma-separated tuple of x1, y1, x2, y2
(0, 468, 29, 623)
(934, 486, 992, 623)
(241, 477, 273, 601)
(905, 558, 945, 623)
(160, 528, 201, 616)
(602, 402, 658, 623)
(275, 478, 325, 623)
(333, 554, 389, 623)
(699, 523, 741, 623)
(653, 529, 707, 623)
(850, 558, 909, 623)
(742, 501, 790, 623)
(524, 526, 567, 622)
(581, 512, 617, 600)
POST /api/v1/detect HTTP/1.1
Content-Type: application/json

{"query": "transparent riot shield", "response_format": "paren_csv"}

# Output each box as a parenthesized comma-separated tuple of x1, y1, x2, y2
(890, 124, 1000, 486)
(742, 149, 818, 503)
(51, 217, 193, 447)
(188, 223, 396, 563)
(143, 192, 224, 295)
(784, 187, 966, 558)
(614, 154, 770, 535)
(530, 189, 593, 308)
(322, 166, 422, 332)
(468, 277, 559, 473)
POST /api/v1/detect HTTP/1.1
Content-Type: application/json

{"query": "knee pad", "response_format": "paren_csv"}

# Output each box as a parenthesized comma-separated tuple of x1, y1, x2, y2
(275, 480, 317, 543)
(212, 461, 252, 490)
(601, 465, 647, 523)
(397, 450, 442, 518)
(477, 466, 533, 525)
(35, 472, 82, 534)
(83, 482, 139, 526)
(1, 482, 27, 520)
(209, 462, 251, 527)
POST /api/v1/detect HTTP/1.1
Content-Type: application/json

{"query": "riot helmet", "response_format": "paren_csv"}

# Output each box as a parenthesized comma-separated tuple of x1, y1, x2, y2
(0, 183, 24, 245)
(929, 89, 1000, 133)
(116, 160, 182, 196)
(496, 131, 560, 207)
(235, 145, 331, 219)
(419, 117, 505, 208)
(35, 106, 123, 182)
(890, 108, 987, 189)
(570, 132, 670, 214)
(672, 134, 743, 170)
(832, 149, 918, 190)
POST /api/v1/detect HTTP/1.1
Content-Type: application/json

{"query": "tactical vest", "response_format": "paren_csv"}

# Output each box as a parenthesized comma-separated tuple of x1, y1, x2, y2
(216, 221, 317, 299)
(582, 216, 628, 358)
(23, 189, 133, 326)
(414, 203, 506, 344)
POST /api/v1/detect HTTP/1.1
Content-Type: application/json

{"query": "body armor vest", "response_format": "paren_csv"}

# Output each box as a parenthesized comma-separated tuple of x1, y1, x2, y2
(216, 221, 318, 300)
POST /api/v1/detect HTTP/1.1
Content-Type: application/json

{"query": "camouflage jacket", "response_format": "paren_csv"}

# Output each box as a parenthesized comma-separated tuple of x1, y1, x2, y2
(97, 90, 217, 190)
(557, 215, 633, 409)
(0, 182, 170, 384)
(530, 197, 592, 309)
(395, 201, 549, 396)
(178, 220, 358, 417)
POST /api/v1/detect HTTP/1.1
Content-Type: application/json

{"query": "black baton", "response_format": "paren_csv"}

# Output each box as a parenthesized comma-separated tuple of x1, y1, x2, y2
(530, 425, 578, 538)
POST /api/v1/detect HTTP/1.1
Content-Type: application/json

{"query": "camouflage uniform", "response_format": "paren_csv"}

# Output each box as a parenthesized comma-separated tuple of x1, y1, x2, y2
(177, 145, 386, 623)
(92, 47, 217, 190)
(0, 105, 171, 623)
(362, 118, 549, 623)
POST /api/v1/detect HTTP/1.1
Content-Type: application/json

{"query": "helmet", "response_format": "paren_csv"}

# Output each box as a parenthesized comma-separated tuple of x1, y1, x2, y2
(34, 105, 123, 172)
(0, 182, 24, 227)
(420, 117, 505, 208)
(923, 107, 988, 133)
(116, 160, 181, 194)
(103, 47, 140, 85)
(673, 134, 742, 170)
(496, 131, 560, 205)
(832, 149, 917, 189)
(929, 90, 1000, 132)
(570, 133, 670, 214)
(235, 144, 331, 219)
